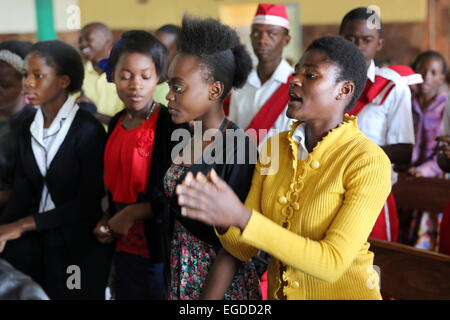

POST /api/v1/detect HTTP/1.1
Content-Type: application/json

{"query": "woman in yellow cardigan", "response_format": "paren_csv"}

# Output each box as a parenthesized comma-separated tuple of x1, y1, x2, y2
(175, 36, 392, 300)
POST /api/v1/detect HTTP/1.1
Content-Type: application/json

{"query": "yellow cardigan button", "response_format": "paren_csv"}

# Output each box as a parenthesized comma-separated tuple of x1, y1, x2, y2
(292, 281, 300, 288)
(311, 160, 320, 169)
(291, 202, 300, 210)
(278, 196, 288, 204)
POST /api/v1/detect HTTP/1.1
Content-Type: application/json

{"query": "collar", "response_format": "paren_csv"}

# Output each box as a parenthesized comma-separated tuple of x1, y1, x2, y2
(248, 59, 293, 88)
(291, 122, 308, 160)
(367, 59, 376, 83)
(85, 60, 95, 73)
(85, 60, 107, 80)
(30, 97, 76, 143)
(287, 114, 359, 164)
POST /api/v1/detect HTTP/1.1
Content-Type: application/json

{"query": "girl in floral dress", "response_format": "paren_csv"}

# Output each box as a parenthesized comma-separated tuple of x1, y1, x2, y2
(163, 15, 261, 300)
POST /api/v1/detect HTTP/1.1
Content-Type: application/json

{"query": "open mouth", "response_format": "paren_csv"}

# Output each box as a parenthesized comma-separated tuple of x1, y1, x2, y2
(288, 91, 303, 103)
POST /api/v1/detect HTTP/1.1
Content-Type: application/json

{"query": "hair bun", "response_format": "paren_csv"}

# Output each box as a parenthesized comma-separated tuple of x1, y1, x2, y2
(231, 44, 252, 89)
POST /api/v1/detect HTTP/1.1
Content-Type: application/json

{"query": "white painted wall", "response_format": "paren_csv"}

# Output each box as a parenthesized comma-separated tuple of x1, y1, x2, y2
(0, 0, 80, 34)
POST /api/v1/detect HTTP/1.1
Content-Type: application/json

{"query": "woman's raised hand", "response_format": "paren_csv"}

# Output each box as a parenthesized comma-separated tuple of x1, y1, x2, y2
(176, 169, 251, 231)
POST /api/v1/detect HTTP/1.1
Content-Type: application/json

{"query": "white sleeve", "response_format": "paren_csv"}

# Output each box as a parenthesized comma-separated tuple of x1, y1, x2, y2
(384, 80, 415, 145)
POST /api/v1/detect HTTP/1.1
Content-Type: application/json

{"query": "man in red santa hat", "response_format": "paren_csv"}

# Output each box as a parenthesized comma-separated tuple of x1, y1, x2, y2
(225, 3, 294, 147)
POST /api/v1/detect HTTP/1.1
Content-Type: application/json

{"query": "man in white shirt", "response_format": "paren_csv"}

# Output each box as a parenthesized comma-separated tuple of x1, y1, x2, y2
(340, 7, 417, 242)
(227, 3, 294, 148)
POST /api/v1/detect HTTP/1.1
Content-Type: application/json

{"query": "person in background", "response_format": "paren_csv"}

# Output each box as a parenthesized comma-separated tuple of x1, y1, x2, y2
(163, 15, 260, 300)
(226, 3, 294, 148)
(153, 24, 181, 106)
(339, 7, 419, 243)
(0, 40, 112, 299)
(0, 40, 34, 212)
(407, 51, 447, 178)
(175, 36, 391, 300)
(0, 40, 37, 277)
(78, 22, 124, 128)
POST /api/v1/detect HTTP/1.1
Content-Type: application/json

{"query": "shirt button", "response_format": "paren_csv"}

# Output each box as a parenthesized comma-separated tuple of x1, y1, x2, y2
(311, 160, 320, 169)
(279, 196, 288, 204)
(292, 281, 300, 288)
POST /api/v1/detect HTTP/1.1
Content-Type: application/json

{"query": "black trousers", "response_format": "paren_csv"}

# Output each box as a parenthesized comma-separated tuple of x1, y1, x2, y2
(2, 231, 113, 300)
(114, 251, 164, 300)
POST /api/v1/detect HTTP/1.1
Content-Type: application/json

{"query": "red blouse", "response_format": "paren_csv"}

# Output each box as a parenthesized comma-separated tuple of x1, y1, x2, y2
(104, 109, 160, 258)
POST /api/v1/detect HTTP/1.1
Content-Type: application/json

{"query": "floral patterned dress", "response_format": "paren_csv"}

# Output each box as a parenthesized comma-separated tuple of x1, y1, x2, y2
(164, 163, 261, 300)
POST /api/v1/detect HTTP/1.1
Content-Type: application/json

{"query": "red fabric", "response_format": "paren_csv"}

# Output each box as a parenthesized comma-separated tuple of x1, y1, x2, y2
(104, 109, 160, 258)
(348, 64, 421, 117)
(245, 75, 292, 146)
(439, 202, 450, 255)
(260, 270, 268, 300)
(347, 80, 371, 116)
(254, 3, 289, 20)
(223, 94, 231, 116)
(389, 64, 416, 77)
(370, 192, 399, 242)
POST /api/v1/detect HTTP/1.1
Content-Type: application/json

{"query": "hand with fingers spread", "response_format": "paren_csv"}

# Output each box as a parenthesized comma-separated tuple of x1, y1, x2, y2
(176, 169, 252, 232)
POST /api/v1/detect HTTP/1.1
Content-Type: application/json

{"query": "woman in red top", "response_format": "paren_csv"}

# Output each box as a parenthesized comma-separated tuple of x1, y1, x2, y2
(93, 30, 169, 299)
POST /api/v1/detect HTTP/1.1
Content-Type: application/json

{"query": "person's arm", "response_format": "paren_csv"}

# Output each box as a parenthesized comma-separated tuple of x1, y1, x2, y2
(199, 248, 240, 300)
(107, 202, 153, 238)
(178, 152, 391, 283)
(93, 209, 113, 244)
(408, 156, 443, 177)
(436, 135, 450, 173)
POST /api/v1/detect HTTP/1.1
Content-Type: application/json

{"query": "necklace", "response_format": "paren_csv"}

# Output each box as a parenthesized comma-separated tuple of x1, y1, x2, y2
(145, 101, 157, 120)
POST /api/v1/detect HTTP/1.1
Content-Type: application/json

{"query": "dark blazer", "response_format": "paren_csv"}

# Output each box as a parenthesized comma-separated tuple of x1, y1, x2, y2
(0, 108, 106, 253)
(107, 106, 189, 263)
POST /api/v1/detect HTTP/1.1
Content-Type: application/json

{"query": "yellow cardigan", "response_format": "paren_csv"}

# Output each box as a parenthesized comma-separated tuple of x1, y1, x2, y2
(217, 115, 391, 300)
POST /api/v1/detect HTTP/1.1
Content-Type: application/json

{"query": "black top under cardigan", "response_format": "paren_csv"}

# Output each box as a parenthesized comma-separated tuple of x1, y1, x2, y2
(163, 119, 258, 248)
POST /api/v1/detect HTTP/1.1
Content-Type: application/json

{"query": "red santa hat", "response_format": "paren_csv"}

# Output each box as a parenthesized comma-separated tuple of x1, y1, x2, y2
(252, 3, 290, 30)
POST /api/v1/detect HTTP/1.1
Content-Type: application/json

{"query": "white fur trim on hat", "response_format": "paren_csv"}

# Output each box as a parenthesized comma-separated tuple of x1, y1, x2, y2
(252, 15, 290, 30)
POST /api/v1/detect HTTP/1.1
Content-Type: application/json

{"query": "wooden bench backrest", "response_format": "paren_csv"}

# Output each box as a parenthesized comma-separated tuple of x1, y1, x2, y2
(392, 176, 450, 213)
(369, 238, 450, 299)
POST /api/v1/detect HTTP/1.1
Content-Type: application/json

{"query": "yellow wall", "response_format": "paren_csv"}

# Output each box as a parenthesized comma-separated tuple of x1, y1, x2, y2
(79, 0, 427, 29)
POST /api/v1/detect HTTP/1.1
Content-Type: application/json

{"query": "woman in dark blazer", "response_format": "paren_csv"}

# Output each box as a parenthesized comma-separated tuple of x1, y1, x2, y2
(0, 40, 112, 299)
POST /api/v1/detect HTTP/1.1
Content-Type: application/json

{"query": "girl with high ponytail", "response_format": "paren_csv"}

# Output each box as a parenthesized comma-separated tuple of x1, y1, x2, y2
(163, 15, 260, 299)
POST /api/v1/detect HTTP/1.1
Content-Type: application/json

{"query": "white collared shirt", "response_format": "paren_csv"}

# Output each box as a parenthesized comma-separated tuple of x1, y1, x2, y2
(291, 122, 309, 161)
(30, 97, 79, 213)
(357, 60, 415, 185)
(228, 59, 295, 148)
(356, 60, 415, 147)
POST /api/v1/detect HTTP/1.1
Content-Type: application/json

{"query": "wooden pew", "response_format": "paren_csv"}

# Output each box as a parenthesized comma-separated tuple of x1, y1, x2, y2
(392, 175, 450, 213)
(392, 175, 450, 244)
(369, 237, 450, 299)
